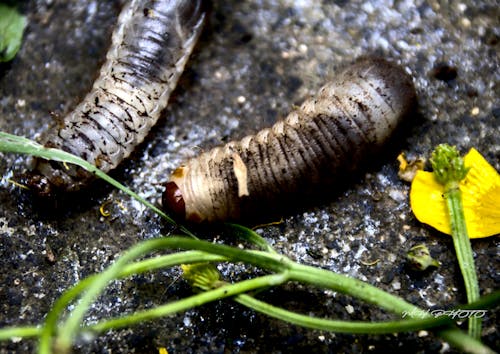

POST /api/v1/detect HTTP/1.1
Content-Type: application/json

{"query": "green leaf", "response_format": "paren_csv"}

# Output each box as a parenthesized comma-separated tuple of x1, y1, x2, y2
(0, 4, 27, 62)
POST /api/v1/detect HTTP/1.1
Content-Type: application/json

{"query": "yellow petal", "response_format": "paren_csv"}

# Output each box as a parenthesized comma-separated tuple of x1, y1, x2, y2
(410, 171, 450, 234)
(460, 148, 500, 238)
(410, 148, 500, 238)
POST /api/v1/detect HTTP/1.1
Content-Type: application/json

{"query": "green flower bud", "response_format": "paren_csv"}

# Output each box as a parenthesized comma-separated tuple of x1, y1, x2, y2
(181, 263, 224, 291)
(407, 244, 440, 271)
(430, 144, 469, 186)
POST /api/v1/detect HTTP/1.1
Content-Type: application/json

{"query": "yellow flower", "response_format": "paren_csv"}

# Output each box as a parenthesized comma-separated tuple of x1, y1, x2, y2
(410, 148, 500, 238)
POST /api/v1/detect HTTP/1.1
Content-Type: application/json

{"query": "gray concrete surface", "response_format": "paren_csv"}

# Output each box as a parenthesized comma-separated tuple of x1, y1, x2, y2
(0, 0, 498, 353)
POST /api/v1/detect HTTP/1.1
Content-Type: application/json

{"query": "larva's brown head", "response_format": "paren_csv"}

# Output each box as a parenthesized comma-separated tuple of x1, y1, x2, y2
(162, 166, 207, 223)
(21, 158, 97, 199)
(162, 181, 186, 220)
(21, 172, 53, 198)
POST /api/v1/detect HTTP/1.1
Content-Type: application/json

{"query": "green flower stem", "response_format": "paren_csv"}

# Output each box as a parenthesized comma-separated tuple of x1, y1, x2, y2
(90, 241, 497, 353)
(445, 183, 481, 338)
(436, 329, 493, 354)
(289, 265, 423, 316)
(46, 239, 173, 354)
(0, 291, 497, 350)
(445, 182, 479, 302)
(236, 293, 441, 333)
(42, 250, 224, 338)
(431, 144, 481, 338)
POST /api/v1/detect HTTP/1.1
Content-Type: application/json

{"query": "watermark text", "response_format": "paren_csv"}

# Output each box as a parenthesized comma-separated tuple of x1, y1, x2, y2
(401, 309, 487, 319)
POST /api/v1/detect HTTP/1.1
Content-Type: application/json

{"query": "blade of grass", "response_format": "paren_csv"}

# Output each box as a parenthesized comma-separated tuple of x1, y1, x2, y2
(0, 132, 177, 225)
(0, 132, 163, 214)
(0, 132, 202, 239)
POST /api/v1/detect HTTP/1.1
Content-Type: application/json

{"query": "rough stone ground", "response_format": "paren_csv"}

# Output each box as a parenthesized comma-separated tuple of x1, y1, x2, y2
(0, 0, 498, 353)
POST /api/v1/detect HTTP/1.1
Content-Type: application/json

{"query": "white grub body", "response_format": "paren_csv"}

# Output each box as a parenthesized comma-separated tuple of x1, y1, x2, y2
(30, 0, 207, 193)
(164, 57, 417, 223)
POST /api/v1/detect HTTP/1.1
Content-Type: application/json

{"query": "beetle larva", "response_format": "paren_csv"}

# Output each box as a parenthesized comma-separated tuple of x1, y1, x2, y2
(163, 57, 417, 223)
(26, 0, 207, 195)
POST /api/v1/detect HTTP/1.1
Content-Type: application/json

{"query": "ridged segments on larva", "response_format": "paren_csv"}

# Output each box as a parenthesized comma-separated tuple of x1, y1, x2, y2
(28, 0, 207, 195)
(163, 57, 417, 223)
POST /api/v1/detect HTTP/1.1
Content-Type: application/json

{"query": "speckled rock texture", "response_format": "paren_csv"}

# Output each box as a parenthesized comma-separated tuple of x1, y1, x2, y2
(0, 0, 498, 353)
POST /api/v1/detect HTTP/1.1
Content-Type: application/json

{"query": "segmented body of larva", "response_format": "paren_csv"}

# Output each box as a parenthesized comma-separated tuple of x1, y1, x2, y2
(163, 57, 417, 223)
(27, 0, 207, 195)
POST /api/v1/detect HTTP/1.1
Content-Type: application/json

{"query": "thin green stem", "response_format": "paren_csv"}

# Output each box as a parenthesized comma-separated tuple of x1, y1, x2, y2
(39, 248, 224, 354)
(234, 290, 499, 335)
(39, 237, 286, 353)
(235, 294, 438, 333)
(89, 273, 289, 332)
(155, 238, 494, 353)
(0, 236, 496, 354)
(39, 247, 227, 354)
(43, 239, 166, 353)
(0, 326, 40, 341)
(430, 144, 482, 339)
(436, 328, 494, 354)
(288, 266, 423, 316)
(284, 265, 492, 354)
(445, 184, 481, 338)
(37, 252, 223, 352)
